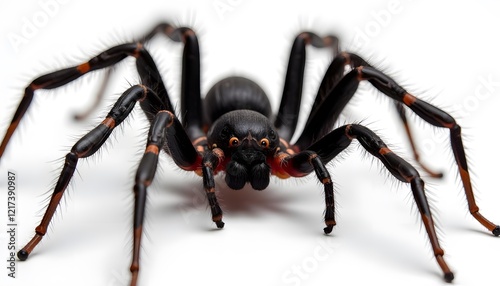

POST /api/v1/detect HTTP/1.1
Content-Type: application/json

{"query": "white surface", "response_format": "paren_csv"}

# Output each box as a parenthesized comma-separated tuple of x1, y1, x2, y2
(0, 1, 499, 286)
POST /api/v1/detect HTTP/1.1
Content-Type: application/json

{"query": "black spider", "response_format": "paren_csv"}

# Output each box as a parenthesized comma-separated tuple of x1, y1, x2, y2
(0, 23, 498, 286)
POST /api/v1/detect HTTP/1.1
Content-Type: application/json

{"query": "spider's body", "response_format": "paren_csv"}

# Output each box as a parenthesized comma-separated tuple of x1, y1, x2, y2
(0, 24, 498, 286)
(204, 77, 279, 191)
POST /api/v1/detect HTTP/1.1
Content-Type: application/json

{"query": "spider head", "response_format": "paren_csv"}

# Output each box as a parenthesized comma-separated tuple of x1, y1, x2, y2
(207, 110, 280, 190)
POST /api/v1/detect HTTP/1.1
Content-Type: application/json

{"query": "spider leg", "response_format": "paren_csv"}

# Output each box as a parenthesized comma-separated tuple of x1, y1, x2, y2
(306, 53, 367, 124)
(0, 42, 172, 161)
(394, 101, 443, 178)
(157, 118, 225, 228)
(305, 51, 442, 177)
(294, 66, 359, 148)
(17, 85, 156, 261)
(280, 149, 336, 234)
(200, 149, 225, 228)
(281, 124, 454, 282)
(295, 65, 499, 235)
(362, 66, 499, 235)
(177, 27, 203, 139)
(130, 110, 174, 286)
(73, 67, 113, 121)
(274, 32, 339, 141)
(141, 23, 204, 139)
(73, 23, 198, 122)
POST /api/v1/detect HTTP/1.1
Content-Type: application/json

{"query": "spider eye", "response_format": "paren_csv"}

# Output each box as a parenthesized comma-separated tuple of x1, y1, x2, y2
(260, 138, 270, 148)
(229, 137, 240, 147)
(269, 130, 276, 140)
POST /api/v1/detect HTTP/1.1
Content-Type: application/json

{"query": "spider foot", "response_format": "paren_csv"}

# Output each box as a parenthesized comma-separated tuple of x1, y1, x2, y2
(17, 249, 29, 261)
(323, 226, 333, 234)
(430, 171, 444, 179)
(215, 220, 225, 229)
(493, 225, 500, 236)
(323, 224, 336, 234)
(419, 163, 443, 179)
(411, 152, 443, 179)
(444, 271, 455, 283)
(73, 113, 86, 121)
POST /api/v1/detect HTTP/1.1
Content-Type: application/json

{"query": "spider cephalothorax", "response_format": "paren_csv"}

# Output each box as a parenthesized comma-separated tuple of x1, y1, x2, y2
(208, 109, 280, 190)
(0, 23, 498, 286)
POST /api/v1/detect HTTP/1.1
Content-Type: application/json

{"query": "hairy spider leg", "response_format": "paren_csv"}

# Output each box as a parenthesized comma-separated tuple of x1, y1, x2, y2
(305, 53, 367, 122)
(363, 67, 499, 236)
(274, 32, 339, 141)
(0, 42, 173, 161)
(177, 27, 203, 139)
(280, 124, 454, 282)
(142, 23, 204, 139)
(295, 65, 499, 236)
(131, 110, 174, 286)
(273, 149, 336, 234)
(72, 23, 196, 121)
(303, 51, 442, 178)
(130, 107, 220, 286)
(17, 85, 155, 261)
(73, 68, 112, 121)
(200, 148, 226, 228)
(393, 101, 443, 177)
(130, 107, 214, 286)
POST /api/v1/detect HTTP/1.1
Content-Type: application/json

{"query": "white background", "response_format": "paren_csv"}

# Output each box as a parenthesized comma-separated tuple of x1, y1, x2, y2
(1, 1, 500, 286)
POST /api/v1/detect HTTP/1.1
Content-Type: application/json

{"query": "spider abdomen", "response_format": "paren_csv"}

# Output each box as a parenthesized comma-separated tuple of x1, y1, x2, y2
(203, 76, 272, 125)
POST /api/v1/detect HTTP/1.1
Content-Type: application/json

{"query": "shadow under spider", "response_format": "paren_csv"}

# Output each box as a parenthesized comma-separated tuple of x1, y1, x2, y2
(153, 173, 320, 229)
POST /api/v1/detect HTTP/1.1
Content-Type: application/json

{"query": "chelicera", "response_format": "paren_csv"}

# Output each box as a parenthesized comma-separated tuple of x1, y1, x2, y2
(0, 23, 498, 285)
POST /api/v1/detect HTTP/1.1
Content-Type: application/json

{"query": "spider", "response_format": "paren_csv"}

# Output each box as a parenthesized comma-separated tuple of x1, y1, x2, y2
(0, 23, 498, 286)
